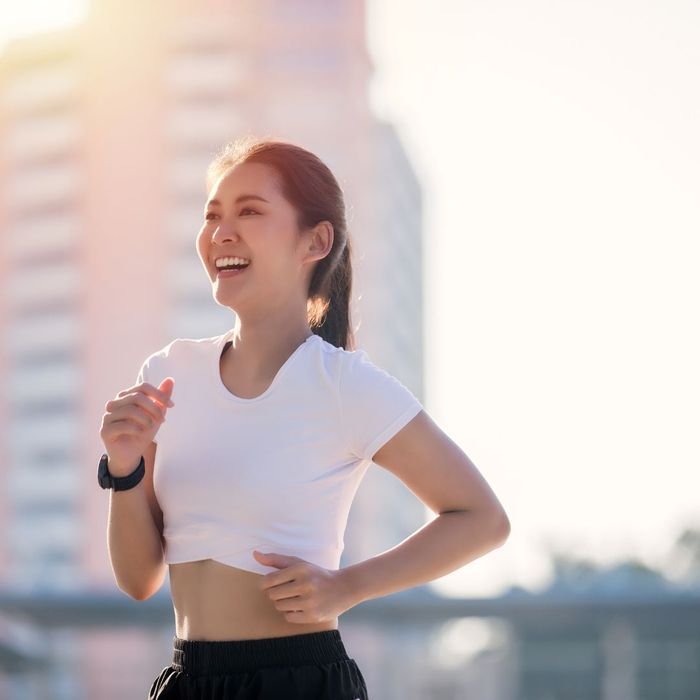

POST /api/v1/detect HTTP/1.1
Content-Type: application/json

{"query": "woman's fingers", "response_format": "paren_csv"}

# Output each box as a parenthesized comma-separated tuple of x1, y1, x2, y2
(101, 382, 174, 452)
(117, 382, 175, 408)
(106, 403, 155, 431)
(105, 392, 167, 425)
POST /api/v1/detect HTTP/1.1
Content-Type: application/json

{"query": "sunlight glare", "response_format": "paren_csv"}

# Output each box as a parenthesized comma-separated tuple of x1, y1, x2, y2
(0, 1, 87, 51)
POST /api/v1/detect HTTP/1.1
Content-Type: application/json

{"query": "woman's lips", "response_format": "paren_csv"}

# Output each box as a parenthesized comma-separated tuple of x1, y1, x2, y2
(216, 264, 250, 279)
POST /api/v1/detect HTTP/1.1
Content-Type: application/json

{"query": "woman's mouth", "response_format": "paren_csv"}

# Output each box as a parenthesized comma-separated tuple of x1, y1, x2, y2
(216, 263, 251, 279)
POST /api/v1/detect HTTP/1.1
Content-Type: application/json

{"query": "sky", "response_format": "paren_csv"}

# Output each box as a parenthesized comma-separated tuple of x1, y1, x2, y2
(365, 0, 700, 598)
(1, 1, 699, 599)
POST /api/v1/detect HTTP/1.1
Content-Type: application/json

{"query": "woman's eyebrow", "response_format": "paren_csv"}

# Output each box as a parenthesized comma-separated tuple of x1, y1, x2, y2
(206, 194, 270, 209)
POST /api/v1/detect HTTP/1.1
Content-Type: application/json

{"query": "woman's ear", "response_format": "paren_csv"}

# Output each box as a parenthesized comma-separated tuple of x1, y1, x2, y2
(307, 221, 334, 263)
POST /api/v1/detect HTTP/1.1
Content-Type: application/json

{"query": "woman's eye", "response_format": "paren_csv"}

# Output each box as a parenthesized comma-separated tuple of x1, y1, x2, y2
(205, 208, 258, 221)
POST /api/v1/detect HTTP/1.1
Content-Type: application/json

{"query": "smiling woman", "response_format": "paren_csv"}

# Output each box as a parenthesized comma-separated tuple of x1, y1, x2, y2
(100, 135, 373, 699)
(100, 134, 508, 700)
(194, 138, 352, 348)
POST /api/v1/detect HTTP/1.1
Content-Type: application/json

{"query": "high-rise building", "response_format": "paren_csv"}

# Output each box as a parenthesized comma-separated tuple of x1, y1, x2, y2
(0, 1, 426, 695)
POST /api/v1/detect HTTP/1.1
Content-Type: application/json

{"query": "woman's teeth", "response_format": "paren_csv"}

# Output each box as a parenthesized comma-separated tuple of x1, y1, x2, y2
(215, 256, 251, 271)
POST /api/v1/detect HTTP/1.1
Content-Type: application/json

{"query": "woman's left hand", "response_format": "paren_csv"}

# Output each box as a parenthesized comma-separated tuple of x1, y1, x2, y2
(254, 550, 358, 624)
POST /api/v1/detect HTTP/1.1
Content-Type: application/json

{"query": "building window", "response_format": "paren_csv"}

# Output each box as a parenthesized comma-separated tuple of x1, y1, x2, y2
(4, 61, 79, 113)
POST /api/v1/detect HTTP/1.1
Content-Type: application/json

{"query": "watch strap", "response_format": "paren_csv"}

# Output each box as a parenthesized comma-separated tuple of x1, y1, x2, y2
(98, 453, 145, 491)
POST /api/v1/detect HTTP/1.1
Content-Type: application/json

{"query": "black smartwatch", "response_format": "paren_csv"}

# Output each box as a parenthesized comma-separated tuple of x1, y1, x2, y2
(97, 453, 145, 491)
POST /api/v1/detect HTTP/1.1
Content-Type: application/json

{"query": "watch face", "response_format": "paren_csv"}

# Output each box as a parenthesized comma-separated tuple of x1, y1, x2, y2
(98, 453, 112, 488)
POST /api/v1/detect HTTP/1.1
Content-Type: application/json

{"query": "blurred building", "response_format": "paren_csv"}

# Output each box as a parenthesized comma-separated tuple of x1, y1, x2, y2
(0, 0, 430, 698)
(0, 0, 424, 593)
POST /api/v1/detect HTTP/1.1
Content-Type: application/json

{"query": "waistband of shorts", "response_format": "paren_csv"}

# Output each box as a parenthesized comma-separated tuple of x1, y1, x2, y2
(171, 629, 350, 675)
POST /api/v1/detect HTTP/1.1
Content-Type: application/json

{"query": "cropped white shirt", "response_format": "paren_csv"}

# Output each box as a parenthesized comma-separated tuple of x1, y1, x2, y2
(135, 329, 423, 576)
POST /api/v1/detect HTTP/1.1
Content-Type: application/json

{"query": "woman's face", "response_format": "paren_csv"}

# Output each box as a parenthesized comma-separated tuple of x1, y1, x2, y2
(197, 161, 311, 313)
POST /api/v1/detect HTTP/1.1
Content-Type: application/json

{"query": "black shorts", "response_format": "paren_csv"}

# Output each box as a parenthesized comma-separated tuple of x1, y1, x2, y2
(148, 629, 369, 699)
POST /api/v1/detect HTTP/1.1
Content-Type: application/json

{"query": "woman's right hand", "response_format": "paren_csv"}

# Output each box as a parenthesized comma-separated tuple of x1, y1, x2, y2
(100, 377, 175, 477)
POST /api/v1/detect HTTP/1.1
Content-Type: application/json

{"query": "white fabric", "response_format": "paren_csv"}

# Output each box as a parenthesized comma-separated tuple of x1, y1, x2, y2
(135, 329, 423, 575)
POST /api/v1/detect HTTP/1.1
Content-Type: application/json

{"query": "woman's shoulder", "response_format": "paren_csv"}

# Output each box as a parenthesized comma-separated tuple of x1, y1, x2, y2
(311, 334, 370, 360)
(309, 335, 373, 375)
(144, 332, 223, 365)
(309, 338, 399, 396)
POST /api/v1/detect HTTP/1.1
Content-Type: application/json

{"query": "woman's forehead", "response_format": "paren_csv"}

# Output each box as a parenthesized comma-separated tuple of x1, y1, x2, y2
(216, 161, 277, 191)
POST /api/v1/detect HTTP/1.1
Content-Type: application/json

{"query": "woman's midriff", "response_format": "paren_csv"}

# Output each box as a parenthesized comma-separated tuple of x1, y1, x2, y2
(168, 559, 339, 641)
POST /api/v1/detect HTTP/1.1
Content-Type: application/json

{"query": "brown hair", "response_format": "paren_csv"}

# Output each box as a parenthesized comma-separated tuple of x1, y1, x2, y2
(205, 135, 356, 351)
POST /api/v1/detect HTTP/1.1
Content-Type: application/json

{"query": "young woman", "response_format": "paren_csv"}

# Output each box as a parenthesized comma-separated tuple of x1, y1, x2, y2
(99, 136, 511, 699)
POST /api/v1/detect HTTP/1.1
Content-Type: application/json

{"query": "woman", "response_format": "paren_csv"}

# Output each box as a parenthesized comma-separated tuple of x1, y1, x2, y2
(99, 136, 511, 699)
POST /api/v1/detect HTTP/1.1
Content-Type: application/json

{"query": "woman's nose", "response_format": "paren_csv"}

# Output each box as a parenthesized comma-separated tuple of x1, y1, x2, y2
(212, 223, 240, 242)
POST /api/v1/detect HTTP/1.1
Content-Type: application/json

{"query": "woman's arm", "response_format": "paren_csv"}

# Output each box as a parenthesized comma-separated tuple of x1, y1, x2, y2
(339, 409, 510, 605)
(106, 441, 168, 600)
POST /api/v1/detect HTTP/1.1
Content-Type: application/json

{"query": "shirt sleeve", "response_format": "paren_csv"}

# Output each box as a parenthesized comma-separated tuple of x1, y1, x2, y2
(135, 355, 149, 387)
(339, 349, 423, 463)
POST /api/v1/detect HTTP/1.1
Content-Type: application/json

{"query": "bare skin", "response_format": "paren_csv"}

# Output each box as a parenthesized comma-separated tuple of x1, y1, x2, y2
(169, 560, 338, 641)
(166, 339, 338, 641)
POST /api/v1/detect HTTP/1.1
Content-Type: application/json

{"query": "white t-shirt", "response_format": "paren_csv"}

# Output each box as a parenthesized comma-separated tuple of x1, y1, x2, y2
(135, 328, 423, 575)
